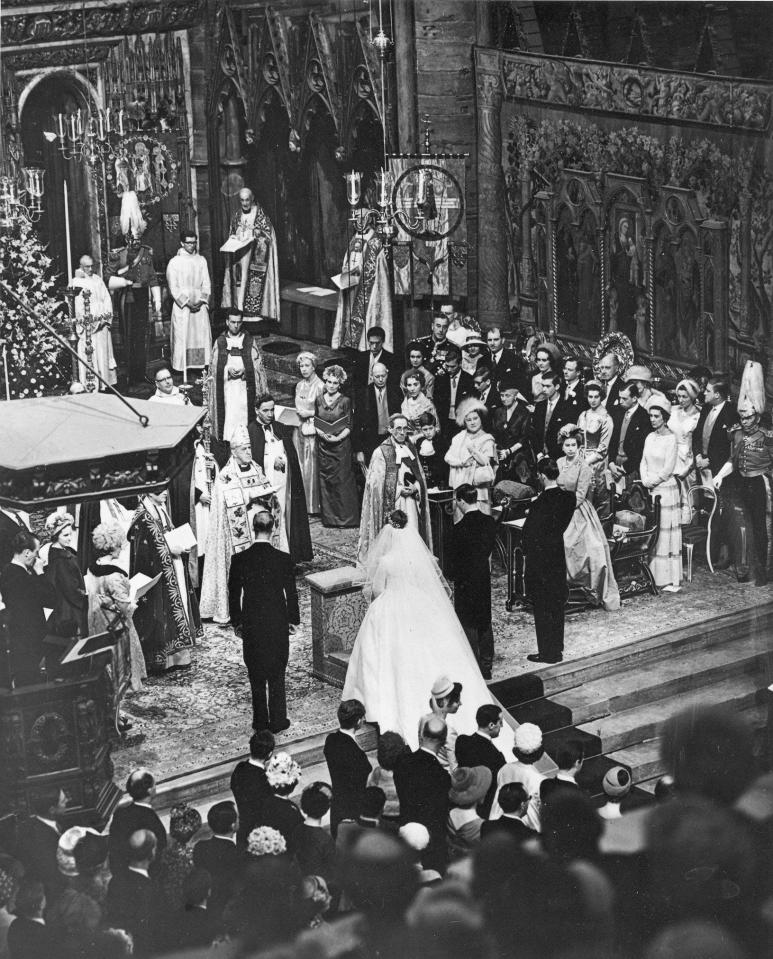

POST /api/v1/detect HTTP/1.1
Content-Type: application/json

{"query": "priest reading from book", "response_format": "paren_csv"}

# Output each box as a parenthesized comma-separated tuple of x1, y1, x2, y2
(199, 425, 282, 624)
(221, 187, 280, 323)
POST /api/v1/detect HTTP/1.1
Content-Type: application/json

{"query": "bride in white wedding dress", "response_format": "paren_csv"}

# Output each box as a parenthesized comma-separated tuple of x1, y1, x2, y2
(342, 510, 514, 757)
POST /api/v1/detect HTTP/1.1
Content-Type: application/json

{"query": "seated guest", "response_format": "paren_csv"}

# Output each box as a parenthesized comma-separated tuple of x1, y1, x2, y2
(108, 769, 167, 877)
(641, 397, 682, 592)
(562, 356, 587, 420)
(324, 700, 372, 837)
(193, 801, 242, 919)
(292, 783, 336, 882)
(489, 723, 547, 831)
(577, 381, 613, 518)
(540, 740, 584, 807)
(0, 531, 57, 687)
(260, 752, 303, 850)
(400, 369, 438, 442)
(42, 512, 87, 639)
(415, 411, 450, 489)
(557, 426, 620, 611)
(160, 803, 202, 912)
(12, 787, 67, 901)
(7, 880, 56, 959)
(405, 340, 436, 399)
(598, 766, 632, 820)
(231, 729, 274, 849)
(433, 347, 475, 429)
(446, 766, 492, 861)
(608, 382, 652, 489)
(445, 398, 498, 519)
(337, 787, 387, 853)
(529, 373, 572, 461)
(455, 704, 507, 818)
(492, 374, 535, 487)
(352, 325, 393, 394)
(420, 676, 463, 772)
(354, 362, 402, 470)
(473, 365, 501, 413)
(480, 782, 533, 843)
(367, 732, 410, 823)
(486, 326, 529, 394)
(105, 830, 160, 956)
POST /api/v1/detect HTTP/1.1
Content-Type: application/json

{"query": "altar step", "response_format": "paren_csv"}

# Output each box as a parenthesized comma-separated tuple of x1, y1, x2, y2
(490, 603, 773, 799)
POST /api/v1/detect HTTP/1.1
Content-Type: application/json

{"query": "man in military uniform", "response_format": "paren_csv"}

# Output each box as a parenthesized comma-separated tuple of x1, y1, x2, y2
(106, 233, 161, 386)
(714, 401, 773, 586)
(415, 313, 451, 373)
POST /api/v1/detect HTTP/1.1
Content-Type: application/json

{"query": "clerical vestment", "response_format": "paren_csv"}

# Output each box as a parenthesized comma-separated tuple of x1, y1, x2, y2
(221, 204, 280, 321)
(208, 333, 268, 444)
(331, 229, 393, 352)
(199, 457, 280, 623)
(70, 272, 117, 389)
(166, 247, 212, 371)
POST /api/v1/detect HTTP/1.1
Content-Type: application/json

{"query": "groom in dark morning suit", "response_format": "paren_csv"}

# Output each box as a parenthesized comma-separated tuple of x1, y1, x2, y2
(324, 699, 372, 837)
(229, 510, 299, 733)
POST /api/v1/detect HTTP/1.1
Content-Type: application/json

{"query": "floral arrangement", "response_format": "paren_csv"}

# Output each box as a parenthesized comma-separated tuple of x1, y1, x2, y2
(0, 221, 70, 398)
(265, 751, 302, 790)
(247, 826, 287, 858)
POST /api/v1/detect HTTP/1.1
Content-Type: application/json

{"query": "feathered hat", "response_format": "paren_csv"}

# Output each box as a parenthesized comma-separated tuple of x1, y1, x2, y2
(738, 360, 765, 416)
(119, 190, 147, 240)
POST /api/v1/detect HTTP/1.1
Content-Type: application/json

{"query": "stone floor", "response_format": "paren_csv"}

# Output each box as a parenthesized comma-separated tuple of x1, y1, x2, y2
(113, 516, 773, 785)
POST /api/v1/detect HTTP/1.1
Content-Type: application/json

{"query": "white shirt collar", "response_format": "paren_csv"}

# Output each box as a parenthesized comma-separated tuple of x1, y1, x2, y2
(128, 866, 150, 878)
(248, 758, 265, 768)
(492, 348, 503, 362)
(133, 800, 153, 809)
(214, 834, 236, 844)
(340, 727, 359, 741)
(556, 772, 576, 783)
(420, 746, 440, 760)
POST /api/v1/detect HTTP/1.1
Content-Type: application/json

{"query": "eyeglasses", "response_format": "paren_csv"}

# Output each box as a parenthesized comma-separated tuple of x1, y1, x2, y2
(156, 375, 173, 383)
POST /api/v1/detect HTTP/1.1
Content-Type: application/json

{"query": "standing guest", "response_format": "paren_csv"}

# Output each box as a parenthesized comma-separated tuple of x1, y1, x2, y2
(190, 426, 219, 592)
(208, 309, 268, 464)
(0, 507, 30, 570)
(259, 753, 303, 850)
(315, 364, 360, 529)
(556, 426, 620, 611)
(108, 770, 167, 877)
(352, 326, 394, 393)
(353, 362, 403, 470)
(608, 383, 652, 489)
(415, 313, 451, 373)
(521, 459, 576, 664)
(43, 512, 87, 639)
(693, 377, 736, 568)
(492, 375, 535, 487)
(394, 714, 452, 874)
(248, 393, 313, 563)
(357, 415, 431, 563)
(0, 531, 57, 687)
(105, 830, 160, 956)
(46, 829, 109, 959)
(449, 484, 498, 679)
(460, 333, 488, 377)
(489, 722, 547, 830)
(129, 490, 199, 672)
(368, 732, 410, 823)
(161, 803, 202, 913)
(446, 398, 497, 518)
(597, 352, 623, 410)
(229, 510, 299, 734)
(446, 767, 492, 861)
(577, 381, 614, 518)
(70, 253, 117, 390)
(671, 378, 702, 522)
(455, 704, 506, 818)
(625, 364, 668, 410)
(324, 700, 372, 837)
(400, 369, 438, 441)
(529, 373, 572, 461)
(480, 783, 532, 843)
(420, 677, 463, 773)
(598, 767, 632, 820)
(336, 787, 387, 853)
(433, 347, 475, 429)
(85, 521, 147, 713)
(7, 880, 56, 959)
(641, 397, 682, 592)
(11, 788, 66, 901)
(294, 352, 325, 515)
(192, 801, 241, 918)
(472, 365, 501, 413)
(405, 340, 436, 398)
(415, 412, 450, 489)
(231, 730, 275, 848)
(292, 784, 337, 882)
(166, 230, 211, 374)
(486, 326, 528, 394)
(222, 188, 279, 321)
(149, 367, 185, 403)
(530, 343, 562, 405)
(163, 868, 220, 954)
(562, 357, 587, 420)
(540, 740, 584, 807)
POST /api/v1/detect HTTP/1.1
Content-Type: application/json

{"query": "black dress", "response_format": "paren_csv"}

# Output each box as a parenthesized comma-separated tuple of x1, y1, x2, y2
(45, 543, 88, 638)
(315, 393, 360, 528)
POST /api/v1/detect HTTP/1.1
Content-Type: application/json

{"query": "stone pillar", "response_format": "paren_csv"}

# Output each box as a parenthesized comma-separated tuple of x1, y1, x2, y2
(393, 0, 418, 154)
(519, 165, 535, 300)
(474, 54, 509, 327)
(306, 567, 367, 688)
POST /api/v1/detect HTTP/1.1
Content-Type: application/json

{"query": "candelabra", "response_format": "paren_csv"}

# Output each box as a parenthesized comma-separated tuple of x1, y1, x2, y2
(53, 108, 127, 165)
(0, 166, 45, 228)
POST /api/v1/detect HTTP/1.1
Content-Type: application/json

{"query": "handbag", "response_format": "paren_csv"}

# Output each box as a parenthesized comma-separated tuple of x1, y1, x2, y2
(473, 462, 496, 487)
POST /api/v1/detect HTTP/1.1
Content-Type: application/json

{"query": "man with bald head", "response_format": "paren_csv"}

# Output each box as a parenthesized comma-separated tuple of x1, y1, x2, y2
(108, 768, 167, 877)
(106, 829, 160, 954)
(222, 186, 279, 323)
(353, 360, 402, 468)
(394, 713, 452, 872)
(598, 352, 623, 409)
(70, 253, 117, 390)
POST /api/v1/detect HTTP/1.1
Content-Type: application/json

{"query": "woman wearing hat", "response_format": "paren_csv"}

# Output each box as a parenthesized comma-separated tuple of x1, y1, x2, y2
(446, 765, 492, 860)
(640, 397, 682, 591)
(445, 398, 497, 520)
(671, 378, 702, 523)
(460, 332, 488, 377)
(43, 512, 88, 639)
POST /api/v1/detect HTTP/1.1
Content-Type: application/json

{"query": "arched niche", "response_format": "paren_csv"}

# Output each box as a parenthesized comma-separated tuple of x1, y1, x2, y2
(19, 70, 100, 278)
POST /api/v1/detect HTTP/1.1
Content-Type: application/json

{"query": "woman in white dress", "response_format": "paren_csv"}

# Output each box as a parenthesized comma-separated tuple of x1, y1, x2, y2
(445, 398, 497, 520)
(294, 351, 324, 515)
(670, 377, 701, 523)
(640, 397, 682, 592)
(400, 369, 438, 443)
(342, 510, 514, 756)
(577, 380, 613, 518)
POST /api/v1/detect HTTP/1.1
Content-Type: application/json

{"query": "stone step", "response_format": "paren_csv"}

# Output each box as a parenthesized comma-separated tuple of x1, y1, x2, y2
(550, 633, 772, 727)
(574, 674, 765, 756)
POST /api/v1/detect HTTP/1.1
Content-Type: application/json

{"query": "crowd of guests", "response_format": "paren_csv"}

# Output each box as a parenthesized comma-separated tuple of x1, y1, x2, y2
(1, 701, 771, 958)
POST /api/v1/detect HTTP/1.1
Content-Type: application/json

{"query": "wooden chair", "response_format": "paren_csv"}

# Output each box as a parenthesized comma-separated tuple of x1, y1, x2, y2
(607, 482, 661, 598)
(681, 484, 718, 581)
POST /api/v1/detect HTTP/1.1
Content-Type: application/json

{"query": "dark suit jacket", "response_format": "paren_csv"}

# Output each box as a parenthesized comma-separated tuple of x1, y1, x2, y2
(192, 836, 243, 914)
(352, 348, 394, 394)
(247, 421, 313, 562)
(608, 405, 652, 476)
(562, 383, 588, 421)
(106, 869, 159, 956)
(353, 381, 403, 459)
(292, 823, 337, 881)
(323, 730, 372, 828)
(449, 511, 497, 629)
(434, 369, 475, 427)
(0, 563, 57, 687)
(692, 401, 737, 475)
(0, 512, 28, 569)
(12, 817, 62, 900)
(602, 376, 624, 412)
(231, 760, 272, 847)
(455, 732, 506, 817)
(259, 794, 303, 850)
(228, 542, 299, 676)
(476, 386, 502, 414)
(7, 916, 58, 959)
(108, 802, 168, 876)
(394, 749, 451, 871)
(479, 816, 533, 845)
(540, 776, 581, 806)
(160, 905, 220, 954)
(529, 397, 573, 461)
(521, 487, 576, 600)
(489, 348, 529, 394)
(492, 403, 534, 483)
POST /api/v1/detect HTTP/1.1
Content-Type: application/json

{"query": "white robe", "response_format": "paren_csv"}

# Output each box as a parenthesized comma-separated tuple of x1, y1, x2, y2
(70, 273, 117, 389)
(166, 248, 212, 371)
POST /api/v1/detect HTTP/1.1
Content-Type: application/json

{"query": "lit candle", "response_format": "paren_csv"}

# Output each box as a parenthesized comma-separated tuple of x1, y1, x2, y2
(69, 114, 78, 140)
(377, 168, 390, 208)
(118, 109, 125, 136)
(76, 109, 83, 136)
(345, 170, 361, 207)
(56, 113, 65, 138)
(104, 109, 112, 134)
(416, 169, 428, 207)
